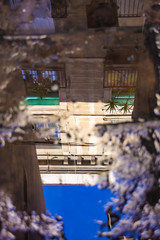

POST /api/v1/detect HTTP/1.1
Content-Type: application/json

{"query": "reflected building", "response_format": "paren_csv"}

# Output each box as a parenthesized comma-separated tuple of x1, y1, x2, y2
(20, 0, 145, 184)
(10, 0, 55, 34)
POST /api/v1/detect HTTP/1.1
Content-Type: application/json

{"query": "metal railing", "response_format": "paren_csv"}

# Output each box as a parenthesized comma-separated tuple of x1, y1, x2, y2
(38, 154, 110, 174)
(22, 69, 66, 88)
(104, 68, 138, 87)
(116, 0, 144, 17)
(56, 70, 66, 88)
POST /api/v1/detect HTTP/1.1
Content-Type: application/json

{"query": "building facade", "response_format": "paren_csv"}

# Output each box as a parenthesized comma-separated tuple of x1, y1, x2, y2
(20, 0, 145, 184)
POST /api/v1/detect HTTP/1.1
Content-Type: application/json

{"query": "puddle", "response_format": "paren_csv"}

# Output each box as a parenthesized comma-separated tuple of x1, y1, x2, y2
(0, 1, 160, 240)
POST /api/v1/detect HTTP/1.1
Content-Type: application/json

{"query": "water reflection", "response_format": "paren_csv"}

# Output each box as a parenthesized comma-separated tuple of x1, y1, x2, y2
(0, 0, 157, 239)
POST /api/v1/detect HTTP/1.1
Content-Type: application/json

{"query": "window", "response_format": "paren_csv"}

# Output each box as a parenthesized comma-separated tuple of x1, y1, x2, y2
(21, 68, 66, 105)
(104, 68, 138, 88)
(22, 70, 57, 85)
(116, 0, 144, 18)
(32, 122, 61, 144)
(86, 0, 119, 28)
(50, 0, 67, 18)
(104, 66, 137, 114)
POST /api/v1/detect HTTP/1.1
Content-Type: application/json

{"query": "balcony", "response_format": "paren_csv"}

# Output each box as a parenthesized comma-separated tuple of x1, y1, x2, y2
(86, 0, 144, 29)
(22, 69, 66, 89)
(116, 0, 144, 18)
(104, 67, 138, 88)
(37, 154, 110, 174)
(21, 68, 66, 106)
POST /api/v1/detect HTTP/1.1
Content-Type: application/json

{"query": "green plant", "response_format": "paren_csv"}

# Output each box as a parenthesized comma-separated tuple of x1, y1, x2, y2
(119, 99, 134, 113)
(104, 97, 119, 113)
(30, 82, 50, 99)
(24, 71, 55, 99)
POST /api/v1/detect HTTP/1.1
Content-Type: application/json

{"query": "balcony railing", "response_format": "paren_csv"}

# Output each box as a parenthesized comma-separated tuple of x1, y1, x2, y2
(104, 68, 138, 88)
(37, 154, 110, 174)
(22, 69, 66, 88)
(116, 0, 144, 17)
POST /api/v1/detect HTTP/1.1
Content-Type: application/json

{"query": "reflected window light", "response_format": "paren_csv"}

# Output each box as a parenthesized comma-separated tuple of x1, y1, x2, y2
(22, 68, 66, 88)
(104, 68, 138, 88)
(21, 69, 61, 105)
(22, 69, 57, 84)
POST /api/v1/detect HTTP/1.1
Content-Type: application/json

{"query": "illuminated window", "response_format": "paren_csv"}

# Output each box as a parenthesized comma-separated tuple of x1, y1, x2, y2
(104, 67, 137, 113)
(22, 70, 57, 85)
(104, 68, 138, 88)
(21, 69, 65, 105)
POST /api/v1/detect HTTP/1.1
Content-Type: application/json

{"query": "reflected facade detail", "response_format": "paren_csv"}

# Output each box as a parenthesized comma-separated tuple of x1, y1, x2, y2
(18, 0, 145, 185)
(1, 0, 158, 239)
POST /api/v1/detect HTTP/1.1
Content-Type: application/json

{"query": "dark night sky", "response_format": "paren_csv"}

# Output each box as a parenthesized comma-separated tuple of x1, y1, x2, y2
(43, 185, 112, 240)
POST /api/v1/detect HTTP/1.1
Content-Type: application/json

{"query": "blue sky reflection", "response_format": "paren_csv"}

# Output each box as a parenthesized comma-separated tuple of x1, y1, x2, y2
(43, 185, 112, 240)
